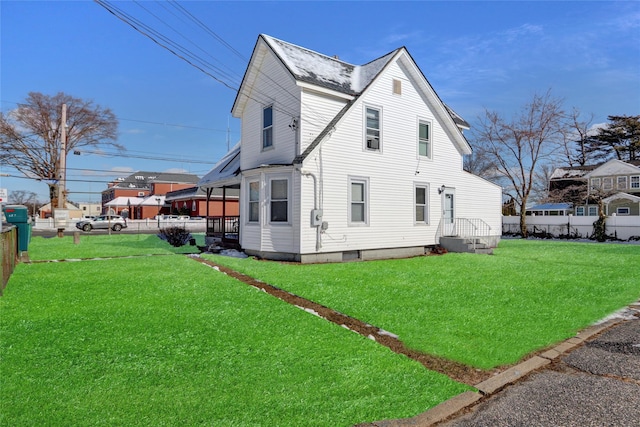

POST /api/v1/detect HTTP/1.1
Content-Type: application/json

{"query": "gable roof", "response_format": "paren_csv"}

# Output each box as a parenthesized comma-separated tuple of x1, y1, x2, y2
(234, 35, 472, 164)
(602, 192, 640, 203)
(583, 159, 640, 178)
(233, 35, 471, 162)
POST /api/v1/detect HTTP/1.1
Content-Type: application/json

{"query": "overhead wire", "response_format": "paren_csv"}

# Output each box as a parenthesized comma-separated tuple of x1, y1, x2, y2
(95, 0, 330, 130)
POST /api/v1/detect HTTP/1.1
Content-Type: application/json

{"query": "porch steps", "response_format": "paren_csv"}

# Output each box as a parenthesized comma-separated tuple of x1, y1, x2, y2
(439, 236, 494, 255)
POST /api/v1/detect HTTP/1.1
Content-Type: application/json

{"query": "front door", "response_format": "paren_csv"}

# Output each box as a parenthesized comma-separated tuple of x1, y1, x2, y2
(442, 189, 455, 236)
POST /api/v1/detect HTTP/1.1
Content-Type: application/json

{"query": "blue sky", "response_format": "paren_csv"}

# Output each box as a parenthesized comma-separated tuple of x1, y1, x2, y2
(1, 0, 639, 203)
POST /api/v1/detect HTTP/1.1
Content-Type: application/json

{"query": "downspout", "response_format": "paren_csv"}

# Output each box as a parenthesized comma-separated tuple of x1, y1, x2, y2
(299, 169, 321, 251)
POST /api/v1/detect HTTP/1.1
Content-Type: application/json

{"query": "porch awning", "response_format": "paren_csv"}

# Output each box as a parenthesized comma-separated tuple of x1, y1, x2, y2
(105, 196, 145, 207)
(198, 142, 241, 189)
(602, 192, 640, 204)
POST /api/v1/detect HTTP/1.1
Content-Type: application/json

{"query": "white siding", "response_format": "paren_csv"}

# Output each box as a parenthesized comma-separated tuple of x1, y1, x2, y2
(239, 50, 301, 171)
(297, 60, 501, 254)
(240, 167, 298, 254)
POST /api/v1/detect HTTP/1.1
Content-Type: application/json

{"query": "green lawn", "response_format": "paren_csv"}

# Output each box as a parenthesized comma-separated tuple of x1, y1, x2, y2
(1, 238, 468, 427)
(204, 239, 640, 369)
(27, 233, 204, 260)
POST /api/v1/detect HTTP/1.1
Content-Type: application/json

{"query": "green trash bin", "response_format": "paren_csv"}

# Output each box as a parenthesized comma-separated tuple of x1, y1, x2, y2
(3, 205, 32, 252)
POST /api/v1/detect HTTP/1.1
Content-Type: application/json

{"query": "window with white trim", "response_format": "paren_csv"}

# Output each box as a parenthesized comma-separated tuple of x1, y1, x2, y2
(576, 206, 585, 216)
(617, 207, 630, 215)
(349, 177, 368, 225)
(617, 176, 627, 190)
(418, 120, 431, 158)
(415, 185, 429, 223)
(603, 177, 613, 191)
(588, 206, 597, 216)
(248, 181, 260, 222)
(590, 178, 601, 190)
(270, 179, 288, 223)
(631, 175, 640, 189)
(262, 106, 273, 149)
(365, 107, 381, 151)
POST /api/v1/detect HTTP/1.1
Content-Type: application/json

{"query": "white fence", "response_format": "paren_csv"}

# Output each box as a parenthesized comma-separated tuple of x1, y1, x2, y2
(33, 218, 207, 233)
(502, 215, 640, 241)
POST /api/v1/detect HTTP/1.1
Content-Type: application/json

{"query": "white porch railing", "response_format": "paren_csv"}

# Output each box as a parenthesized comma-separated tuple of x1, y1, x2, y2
(437, 217, 496, 250)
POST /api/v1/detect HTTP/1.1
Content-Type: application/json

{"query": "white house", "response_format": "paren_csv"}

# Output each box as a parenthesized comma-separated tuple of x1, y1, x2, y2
(199, 35, 502, 262)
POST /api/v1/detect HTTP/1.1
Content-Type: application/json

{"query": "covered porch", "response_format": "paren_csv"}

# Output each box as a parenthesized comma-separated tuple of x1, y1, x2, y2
(198, 143, 242, 247)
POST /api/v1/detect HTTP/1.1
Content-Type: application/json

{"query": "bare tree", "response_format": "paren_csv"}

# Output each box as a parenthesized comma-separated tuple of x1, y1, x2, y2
(8, 190, 40, 217)
(560, 108, 596, 167)
(473, 90, 565, 237)
(0, 92, 120, 207)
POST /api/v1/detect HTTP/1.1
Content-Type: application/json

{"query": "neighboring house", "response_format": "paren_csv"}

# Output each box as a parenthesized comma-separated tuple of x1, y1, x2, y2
(165, 186, 239, 218)
(549, 159, 640, 216)
(38, 201, 81, 219)
(77, 202, 102, 218)
(102, 171, 200, 218)
(199, 34, 502, 262)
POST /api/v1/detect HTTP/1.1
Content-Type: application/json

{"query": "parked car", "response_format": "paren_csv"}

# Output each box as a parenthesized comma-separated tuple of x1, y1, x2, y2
(76, 215, 128, 232)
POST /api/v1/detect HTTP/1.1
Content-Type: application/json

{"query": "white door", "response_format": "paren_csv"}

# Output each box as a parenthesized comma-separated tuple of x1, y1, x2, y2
(442, 189, 455, 236)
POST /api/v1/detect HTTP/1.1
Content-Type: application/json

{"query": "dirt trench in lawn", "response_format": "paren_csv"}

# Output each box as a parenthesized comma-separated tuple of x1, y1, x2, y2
(191, 256, 497, 386)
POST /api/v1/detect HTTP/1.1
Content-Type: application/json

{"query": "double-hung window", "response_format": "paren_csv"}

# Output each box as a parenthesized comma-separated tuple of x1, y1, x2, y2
(590, 178, 601, 191)
(418, 120, 431, 158)
(365, 107, 380, 151)
(270, 179, 288, 223)
(349, 177, 368, 225)
(588, 206, 598, 216)
(576, 206, 585, 216)
(262, 106, 273, 149)
(631, 175, 640, 189)
(415, 185, 428, 223)
(248, 181, 260, 222)
(603, 177, 613, 191)
(617, 176, 627, 190)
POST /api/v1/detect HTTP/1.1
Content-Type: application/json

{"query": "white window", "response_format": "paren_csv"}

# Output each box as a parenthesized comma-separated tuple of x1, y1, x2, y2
(415, 185, 429, 224)
(576, 206, 585, 216)
(262, 106, 273, 149)
(631, 175, 640, 189)
(269, 179, 288, 223)
(617, 176, 627, 190)
(603, 177, 613, 191)
(248, 181, 260, 222)
(590, 178, 601, 190)
(588, 206, 598, 216)
(617, 207, 630, 215)
(365, 107, 381, 151)
(349, 177, 369, 225)
(418, 120, 431, 158)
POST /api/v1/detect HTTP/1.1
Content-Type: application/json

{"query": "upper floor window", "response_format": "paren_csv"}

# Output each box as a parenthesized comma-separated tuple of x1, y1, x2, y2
(590, 178, 601, 190)
(602, 177, 613, 191)
(415, 185, 429, 224)
(617, 176, 627, 190)
(248, 181, 260, 222)
(270, 179, 288, 223)
(349, 177, 369, 225)
(365, 107, 381, 151)
(418, 120, 431, 158)
(262, 106, 273, 149)
(631, 175, 640, 189)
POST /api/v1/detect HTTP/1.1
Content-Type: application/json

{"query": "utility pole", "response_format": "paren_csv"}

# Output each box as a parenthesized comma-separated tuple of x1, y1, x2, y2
(57, 103, 67, 209)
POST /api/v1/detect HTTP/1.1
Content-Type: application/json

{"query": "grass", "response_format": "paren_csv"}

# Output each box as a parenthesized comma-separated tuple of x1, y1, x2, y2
(26, 233, 204, 260)
(1, 237, 469, 427)
(203, 239, 640, 369)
